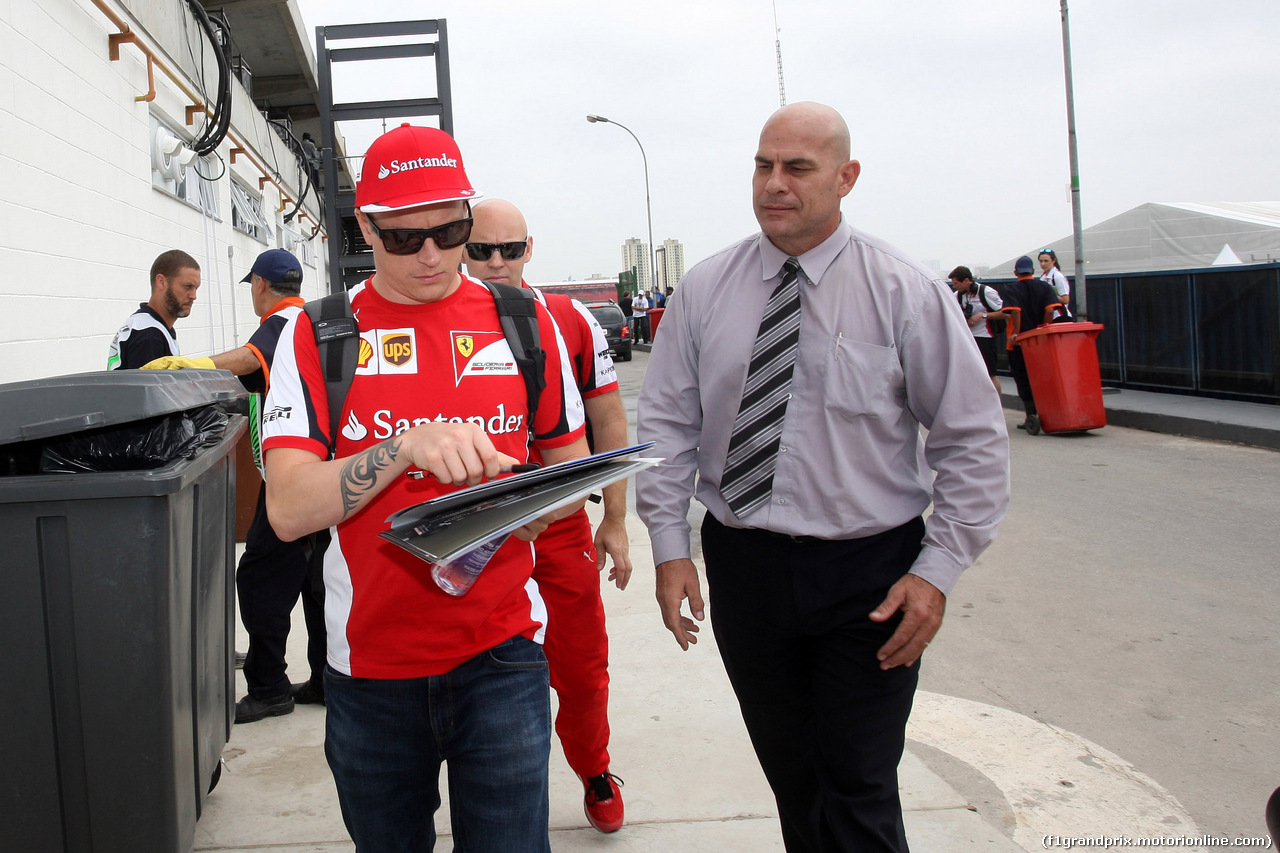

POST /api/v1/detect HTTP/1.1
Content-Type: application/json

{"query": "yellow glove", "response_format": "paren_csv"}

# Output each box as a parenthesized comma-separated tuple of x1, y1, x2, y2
(141, 356, 216, 370)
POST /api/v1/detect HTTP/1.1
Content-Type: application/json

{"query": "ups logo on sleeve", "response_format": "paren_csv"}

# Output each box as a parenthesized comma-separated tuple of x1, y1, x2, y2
(382, 333, 413, 366)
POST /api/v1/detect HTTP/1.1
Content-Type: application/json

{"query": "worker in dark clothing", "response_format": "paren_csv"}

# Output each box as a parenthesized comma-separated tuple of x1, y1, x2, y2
(1002, 255, 1062, 432)
(301, 132, 321, 190)
(144, 249, 327, 721)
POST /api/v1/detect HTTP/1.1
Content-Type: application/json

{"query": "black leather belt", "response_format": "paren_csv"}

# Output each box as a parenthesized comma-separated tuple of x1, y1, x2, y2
(757, 528, 825, 544)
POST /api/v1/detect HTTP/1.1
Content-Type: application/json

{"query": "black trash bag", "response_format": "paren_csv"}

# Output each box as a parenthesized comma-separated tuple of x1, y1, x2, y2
(39, 405, 230, 473)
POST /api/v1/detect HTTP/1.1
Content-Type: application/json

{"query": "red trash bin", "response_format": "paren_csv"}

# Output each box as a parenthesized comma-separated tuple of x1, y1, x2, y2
(1017, 322, 1107, 433)
(648, 307, 666, 339)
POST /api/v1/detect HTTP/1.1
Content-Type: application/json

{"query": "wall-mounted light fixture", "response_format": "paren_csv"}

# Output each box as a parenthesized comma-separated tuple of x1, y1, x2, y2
(153, 125, 196, 180)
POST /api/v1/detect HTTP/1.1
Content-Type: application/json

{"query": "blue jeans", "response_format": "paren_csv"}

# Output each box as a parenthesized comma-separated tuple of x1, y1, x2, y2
(324, 636, 552, 853)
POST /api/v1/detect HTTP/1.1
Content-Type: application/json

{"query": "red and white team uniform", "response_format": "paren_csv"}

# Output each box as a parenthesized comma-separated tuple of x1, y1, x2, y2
(261, 275, 585, 679)
(528, 283, 619, 780)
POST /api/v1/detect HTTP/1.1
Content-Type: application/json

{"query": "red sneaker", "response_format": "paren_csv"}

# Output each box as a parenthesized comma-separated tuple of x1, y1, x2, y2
(582, 772, 625, 833)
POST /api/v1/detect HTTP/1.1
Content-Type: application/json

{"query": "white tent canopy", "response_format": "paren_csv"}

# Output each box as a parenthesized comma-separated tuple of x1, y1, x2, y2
(1212, 243, 1243, 265)
(991, 202, 1280, 277)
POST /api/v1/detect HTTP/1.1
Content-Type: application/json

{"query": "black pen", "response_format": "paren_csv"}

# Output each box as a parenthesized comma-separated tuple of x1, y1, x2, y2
(405, 463, 541, 480)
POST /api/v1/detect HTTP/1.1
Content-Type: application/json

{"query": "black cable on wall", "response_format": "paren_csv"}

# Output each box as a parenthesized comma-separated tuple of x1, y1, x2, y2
(184, 0, 232, 157)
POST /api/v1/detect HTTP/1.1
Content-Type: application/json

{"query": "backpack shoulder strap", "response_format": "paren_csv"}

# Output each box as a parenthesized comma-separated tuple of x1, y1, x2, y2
(976, 283, 995, 312)
(482, 281, 546, 444)
(303, 290, 359, 457)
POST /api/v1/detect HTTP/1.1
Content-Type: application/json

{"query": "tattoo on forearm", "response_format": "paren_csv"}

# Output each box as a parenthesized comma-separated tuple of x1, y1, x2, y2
(339, 437, 401, 516)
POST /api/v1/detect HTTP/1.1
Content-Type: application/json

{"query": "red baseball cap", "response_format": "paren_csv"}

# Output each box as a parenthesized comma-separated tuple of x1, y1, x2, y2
(355, 124, 483, 213)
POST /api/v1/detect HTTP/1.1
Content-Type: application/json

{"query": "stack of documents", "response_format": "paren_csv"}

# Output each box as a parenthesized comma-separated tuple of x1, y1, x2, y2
(379, 443, 659, 566)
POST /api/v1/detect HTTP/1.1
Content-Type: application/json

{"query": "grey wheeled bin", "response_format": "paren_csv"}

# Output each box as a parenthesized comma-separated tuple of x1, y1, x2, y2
(0, 369, 247, 853)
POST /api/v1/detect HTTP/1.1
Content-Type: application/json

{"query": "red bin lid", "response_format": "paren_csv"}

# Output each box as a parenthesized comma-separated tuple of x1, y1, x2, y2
(1019, 321, 1104, 341)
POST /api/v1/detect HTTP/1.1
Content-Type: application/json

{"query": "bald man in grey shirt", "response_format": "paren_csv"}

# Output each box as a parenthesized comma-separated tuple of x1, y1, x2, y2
(635, 102, 1009, 852)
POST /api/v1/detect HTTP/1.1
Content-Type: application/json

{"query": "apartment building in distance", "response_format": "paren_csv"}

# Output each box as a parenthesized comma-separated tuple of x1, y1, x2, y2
(622, 236, 686, 294)
(621, 237, 650, 292)
(655, 238, 686, 292)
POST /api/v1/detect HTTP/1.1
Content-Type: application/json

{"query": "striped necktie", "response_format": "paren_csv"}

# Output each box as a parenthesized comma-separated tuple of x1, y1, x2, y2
(721, 257, 803, 518)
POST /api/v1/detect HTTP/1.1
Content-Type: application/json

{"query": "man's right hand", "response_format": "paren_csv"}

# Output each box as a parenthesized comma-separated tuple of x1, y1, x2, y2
(141, 355, 215, 370)
(400, 422, 515, 487)
(655, 558, 705, 651)
(269, 422, 520, 541)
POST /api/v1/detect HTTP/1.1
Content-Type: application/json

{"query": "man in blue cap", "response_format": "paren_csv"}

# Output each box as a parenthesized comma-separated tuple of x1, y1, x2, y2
(144, 247, 328, 721)
(1001, 255, 1062, 431)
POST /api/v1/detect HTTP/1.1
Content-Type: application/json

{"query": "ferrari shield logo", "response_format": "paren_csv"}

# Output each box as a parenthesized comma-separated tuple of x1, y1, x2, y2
(451, 330, 518, 384)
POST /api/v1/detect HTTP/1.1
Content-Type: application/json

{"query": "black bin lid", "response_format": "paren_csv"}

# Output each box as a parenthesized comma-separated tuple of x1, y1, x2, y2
(0, 369, 248, 445)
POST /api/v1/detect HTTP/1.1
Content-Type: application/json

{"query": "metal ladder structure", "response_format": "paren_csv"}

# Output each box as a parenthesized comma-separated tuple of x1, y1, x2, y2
(315, 20, 454, 293)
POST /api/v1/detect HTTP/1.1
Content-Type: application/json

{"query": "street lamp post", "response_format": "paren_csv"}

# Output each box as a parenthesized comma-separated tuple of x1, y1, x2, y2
(587, 114, 657, 298)
(1060, 0, 1087, 319)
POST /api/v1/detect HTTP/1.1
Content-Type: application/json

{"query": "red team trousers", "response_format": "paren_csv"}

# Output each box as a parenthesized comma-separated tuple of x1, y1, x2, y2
(534, 506, 611, 779)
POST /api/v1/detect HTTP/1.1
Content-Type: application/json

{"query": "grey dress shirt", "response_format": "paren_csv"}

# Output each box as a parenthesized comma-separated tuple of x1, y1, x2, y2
(635, 218, 1010, 596)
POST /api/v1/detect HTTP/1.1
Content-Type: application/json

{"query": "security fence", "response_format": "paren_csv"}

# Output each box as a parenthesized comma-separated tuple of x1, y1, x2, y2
(986, 262, 1280, 403)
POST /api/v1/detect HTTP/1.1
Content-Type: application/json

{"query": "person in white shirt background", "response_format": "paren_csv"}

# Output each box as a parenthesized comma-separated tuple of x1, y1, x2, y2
(1038, 248, 1072, 317)
(630, 291, 651, 343)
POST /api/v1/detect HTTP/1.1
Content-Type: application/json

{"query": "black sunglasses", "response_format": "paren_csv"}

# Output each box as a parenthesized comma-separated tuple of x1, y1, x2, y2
(465, 241, 528, 262)
(366, 214, 474, 255)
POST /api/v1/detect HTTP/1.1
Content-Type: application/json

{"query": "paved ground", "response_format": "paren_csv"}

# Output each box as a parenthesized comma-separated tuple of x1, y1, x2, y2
(194, 353, 1280, 851)
(937, 381, 1280, 845)
(197, 504, 1027, 852)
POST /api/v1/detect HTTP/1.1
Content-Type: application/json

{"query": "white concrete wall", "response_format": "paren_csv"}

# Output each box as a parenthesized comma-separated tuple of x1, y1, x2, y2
(0, 0, 328, 384)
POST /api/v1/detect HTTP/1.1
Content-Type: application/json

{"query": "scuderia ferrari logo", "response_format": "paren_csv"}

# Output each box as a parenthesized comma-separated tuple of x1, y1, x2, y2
(451, 330, 519, 384)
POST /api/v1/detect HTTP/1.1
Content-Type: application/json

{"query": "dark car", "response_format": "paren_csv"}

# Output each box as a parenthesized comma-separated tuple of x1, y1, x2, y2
(583, 300, 631, 362)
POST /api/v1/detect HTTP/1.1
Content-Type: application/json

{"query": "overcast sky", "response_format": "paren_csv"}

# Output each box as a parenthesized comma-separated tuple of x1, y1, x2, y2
(295, 0, 1280, 282)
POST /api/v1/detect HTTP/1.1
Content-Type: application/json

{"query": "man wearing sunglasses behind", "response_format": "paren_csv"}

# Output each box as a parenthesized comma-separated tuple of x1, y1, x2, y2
(260, 124, 589, 853)
(464, 198, 631, 833)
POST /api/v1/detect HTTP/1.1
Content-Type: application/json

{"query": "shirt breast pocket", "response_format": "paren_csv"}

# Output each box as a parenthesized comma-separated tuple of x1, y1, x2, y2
(820, 336, 904, 421)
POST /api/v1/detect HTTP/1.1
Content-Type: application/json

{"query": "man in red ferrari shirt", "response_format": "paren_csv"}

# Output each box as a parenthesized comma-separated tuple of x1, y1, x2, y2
(464, 198, 631, 833)
(261, 125, 588, 853)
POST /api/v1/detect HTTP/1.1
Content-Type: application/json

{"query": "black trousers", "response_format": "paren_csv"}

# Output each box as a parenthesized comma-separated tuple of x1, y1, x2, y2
(237, 483, 327, 699)
(632, 314, 650, 343)
(702, 514, 925, 853)
(1007, 345, 1036, 415)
